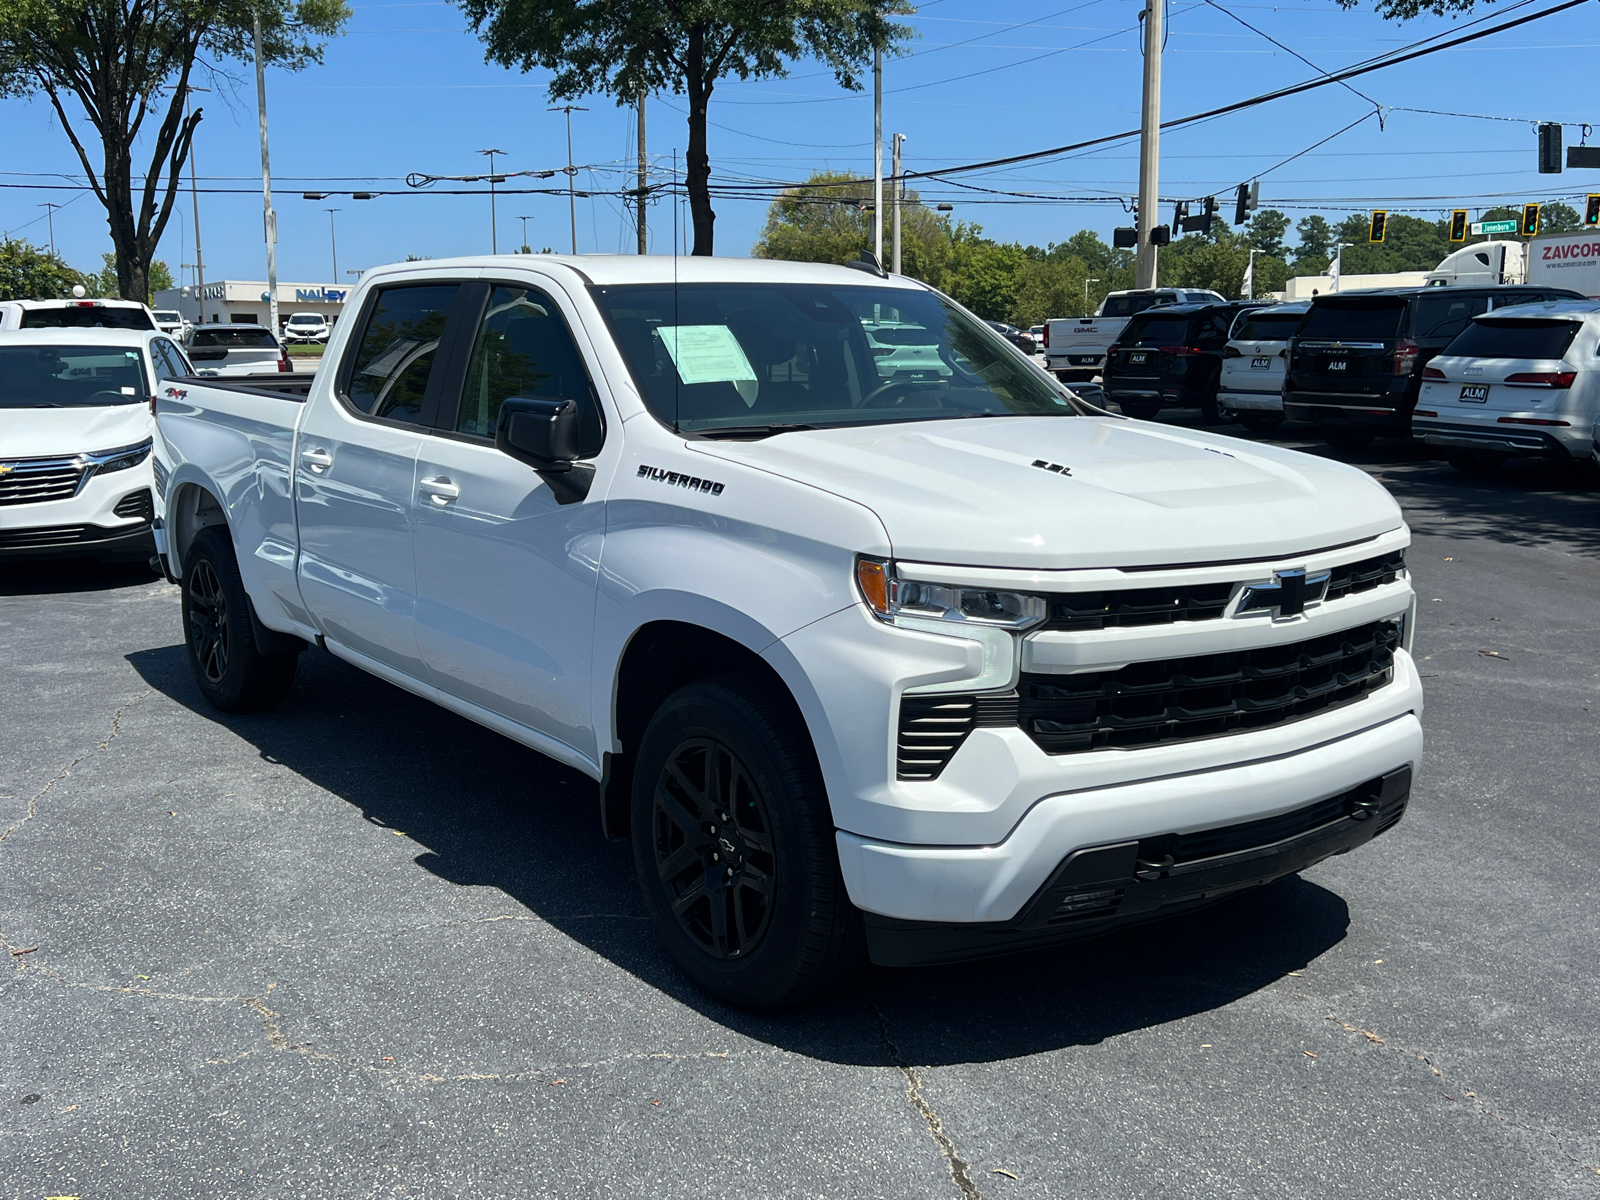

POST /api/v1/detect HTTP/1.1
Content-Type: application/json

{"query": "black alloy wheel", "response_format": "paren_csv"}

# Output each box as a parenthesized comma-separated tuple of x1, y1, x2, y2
(631, 675, 864, 1009)
(651, 737, 776, 961)
(181, 527, 299, 712)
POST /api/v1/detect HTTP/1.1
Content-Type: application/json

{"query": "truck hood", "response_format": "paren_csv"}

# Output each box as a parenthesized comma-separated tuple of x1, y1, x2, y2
(691, 416, 1402, 570)
(3, 404, 153, 460)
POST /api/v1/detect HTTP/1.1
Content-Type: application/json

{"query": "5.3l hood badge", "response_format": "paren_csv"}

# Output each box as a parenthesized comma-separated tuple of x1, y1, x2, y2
(1236, 567, 1331, 619)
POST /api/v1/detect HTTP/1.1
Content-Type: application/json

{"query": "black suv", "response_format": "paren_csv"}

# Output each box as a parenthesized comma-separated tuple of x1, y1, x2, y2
(1102, 300, 1268, 422)
(1282, 285, 1583, 449)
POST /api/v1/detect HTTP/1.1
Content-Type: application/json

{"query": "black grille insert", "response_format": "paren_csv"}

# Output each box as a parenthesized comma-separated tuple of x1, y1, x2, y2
(1042, 550, 1404, 631)
(896, 695, 976, 781)
(1018, 619, 1399, 754)
(113, 489, 153, 520)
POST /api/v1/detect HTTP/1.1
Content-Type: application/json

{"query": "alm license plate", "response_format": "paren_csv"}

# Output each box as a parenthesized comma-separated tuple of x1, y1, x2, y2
(1459, 384, 1489, 402)
(1128, 352, 1148, 364)
(1250, 356, 1271, 370)
(1325, 358, 1349, 372)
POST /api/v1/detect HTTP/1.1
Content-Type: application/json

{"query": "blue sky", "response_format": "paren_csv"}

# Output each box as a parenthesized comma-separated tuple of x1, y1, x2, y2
(3, 0, 1596, 285)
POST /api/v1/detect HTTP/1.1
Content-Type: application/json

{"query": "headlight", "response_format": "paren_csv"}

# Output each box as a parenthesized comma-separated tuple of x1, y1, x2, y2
(856, 557, 1047, 631)
(85, 438, 153, 477)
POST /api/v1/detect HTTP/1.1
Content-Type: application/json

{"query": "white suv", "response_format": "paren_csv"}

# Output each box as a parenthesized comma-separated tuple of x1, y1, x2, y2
(1217, 302, 1308, 433)
(0, 297, 157, 332)
(282, 312, 331, 343)
(1414, 299, 1600, 474)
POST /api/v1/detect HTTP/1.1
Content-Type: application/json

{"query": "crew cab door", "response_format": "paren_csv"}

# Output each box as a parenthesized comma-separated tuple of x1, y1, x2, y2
(410, 279, 609, 765)
(294, 280, 466, 677)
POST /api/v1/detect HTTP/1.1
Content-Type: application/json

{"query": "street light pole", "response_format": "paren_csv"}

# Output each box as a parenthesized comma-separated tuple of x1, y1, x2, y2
(518, 215, 533, 253)
(1135, 0, 1163, 289)
(1085, 277, 1102, 309)
(478, 148, 506, 253)
(325, 208, 341, 282)
(252, 12, 280, 334)
(549, 105, 587, 255)
(184, 85, 210, 325)
(38, 202, 60, 258)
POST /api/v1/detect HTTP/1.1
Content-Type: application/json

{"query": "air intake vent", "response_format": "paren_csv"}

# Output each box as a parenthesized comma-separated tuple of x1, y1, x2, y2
(114, 489, 153, 521)
(896, 695, 976, 781)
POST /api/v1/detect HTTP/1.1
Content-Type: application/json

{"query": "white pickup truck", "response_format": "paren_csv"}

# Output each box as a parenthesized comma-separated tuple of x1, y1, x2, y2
(153, 255, 1422, 1008)
(1045, 288, 1224, 382)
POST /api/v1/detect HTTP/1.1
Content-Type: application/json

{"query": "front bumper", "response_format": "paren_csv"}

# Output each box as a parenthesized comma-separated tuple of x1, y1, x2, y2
(0, 458, 156, 559)
(1413, 416, 1582, 459)
(860, 762, 1413, 966)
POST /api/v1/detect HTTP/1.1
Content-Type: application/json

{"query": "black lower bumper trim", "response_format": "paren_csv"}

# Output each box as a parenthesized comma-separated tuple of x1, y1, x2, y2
(864, 766, 1412, 968)
(0, 521, 155, 559)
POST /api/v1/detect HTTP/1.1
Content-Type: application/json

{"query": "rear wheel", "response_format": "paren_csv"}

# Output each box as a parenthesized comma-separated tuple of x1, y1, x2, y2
(182, 527, 298, 712)
(630, 675, 863, 1009)
(1237, 412, 1284, 433)
(1321, 424, 1375, 451)
(1446, 450, 1507, 476)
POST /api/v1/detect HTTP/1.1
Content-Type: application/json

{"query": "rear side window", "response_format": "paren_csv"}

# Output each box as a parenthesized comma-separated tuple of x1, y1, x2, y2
(1121, 315, 1192, 346)
(343, 284, 461, 421)
(1301, 301, 1405, 340)
(453, 284, 603, 454)
(1444, 319, 1580, 360)
(21, 305, 156, 331)
(1411, 293, 1490, 340)
(151, 339, 189, 380)
(1233, 312, 1304, 341)
(191, 327, 277, 348)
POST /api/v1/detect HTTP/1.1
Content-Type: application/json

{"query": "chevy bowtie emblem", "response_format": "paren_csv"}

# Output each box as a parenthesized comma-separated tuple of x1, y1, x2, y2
(0, 464, 12, 479)
(1237, 567, 1331, 619)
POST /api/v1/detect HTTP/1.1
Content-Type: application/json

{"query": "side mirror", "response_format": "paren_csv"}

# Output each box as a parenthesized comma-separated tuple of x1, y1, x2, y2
(496, 396, 580, 472)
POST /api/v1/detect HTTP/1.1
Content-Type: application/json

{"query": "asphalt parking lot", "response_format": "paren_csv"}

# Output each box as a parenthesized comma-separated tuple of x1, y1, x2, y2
(4, 419, 1599, 1200)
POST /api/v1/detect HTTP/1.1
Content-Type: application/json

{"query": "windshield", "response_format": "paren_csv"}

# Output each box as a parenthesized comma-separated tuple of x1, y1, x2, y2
(153, 311, 182, 322)
(191, 327, 277, 348)
(1233, 312, 1305, 341)
(289, 315, 322, 325)
(589, 282, 1077, 434)
(1444, 318, 1580, 360)
(0, 344, 150, 408)
(20, 305, 155, 331)
(1120, 315, 1194, 346)
(1301, 300, 1405, 341)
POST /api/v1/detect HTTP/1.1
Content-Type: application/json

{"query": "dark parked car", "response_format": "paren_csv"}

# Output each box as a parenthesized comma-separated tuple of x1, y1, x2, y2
(986, 320, 1037, 356)
(1282, 285, 1583, 449)
(1101, 300, 1268, 422)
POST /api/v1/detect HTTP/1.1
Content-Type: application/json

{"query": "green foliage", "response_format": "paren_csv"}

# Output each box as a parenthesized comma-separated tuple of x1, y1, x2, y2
(457, 0, 909, 254)
(1246, 209, 1291, 259)
(0, 0, 349, 298)
(1293, 215, 1333, 266)
(1480, 201, 1581, 236)
(0, 237, 85, 300)
(82, 251, 171, 301)
(751, 171, 952, 282)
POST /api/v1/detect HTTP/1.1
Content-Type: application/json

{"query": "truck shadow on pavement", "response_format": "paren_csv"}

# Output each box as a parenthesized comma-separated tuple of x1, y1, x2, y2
(128, 640, 1351, 1068)
(0, 558, 163, 596)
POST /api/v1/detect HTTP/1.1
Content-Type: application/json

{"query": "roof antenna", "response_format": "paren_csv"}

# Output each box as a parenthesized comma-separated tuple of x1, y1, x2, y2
(846, 249, 887, 278)
(672, 147, 680, 436)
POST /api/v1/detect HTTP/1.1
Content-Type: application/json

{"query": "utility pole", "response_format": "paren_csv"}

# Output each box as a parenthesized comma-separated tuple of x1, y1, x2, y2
(38, 202, 60, 258)
(891, 133, 905, 274)
(1135, 0, 1163, 289)
(637, 85, 648, 254)
(550, 105, 587, 255)
(872, 48, 883, 266)
(252, 12, 280, 334)
(184, 85, 210, 326)
(324, 208, 341, 282)
(478, 148, 506, 253)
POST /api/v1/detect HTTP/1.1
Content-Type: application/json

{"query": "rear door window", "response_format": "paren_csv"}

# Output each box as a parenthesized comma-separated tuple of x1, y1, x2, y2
(341, 283, 462, 422)
(191, 327, 278, 349)
(1233, 312, 1305, 342)
(1300, 301, 1405, 341)
(21, 305, 156, 331)
(1444, 318, 1580, 360)
(1410, 293, 1490, 340)
(151, 339, 189, 380)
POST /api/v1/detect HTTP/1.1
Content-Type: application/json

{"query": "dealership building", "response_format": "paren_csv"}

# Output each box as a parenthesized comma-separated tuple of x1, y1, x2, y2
(153, 280, 352, 330)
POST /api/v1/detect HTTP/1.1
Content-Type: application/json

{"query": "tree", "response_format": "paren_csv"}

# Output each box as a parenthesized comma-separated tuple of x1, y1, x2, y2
(1293, 215, 1333, 268)
(83, 250, 170, 301)
(458, 0, 908, 256)
(1008, 256, 1090, 327)
(1480, 201, 1581, 237)
(0, 0, 348, 302)
(1246, 209, 1291, 259)
(752, 170, 950, 280)
(0, 236, 85, 300)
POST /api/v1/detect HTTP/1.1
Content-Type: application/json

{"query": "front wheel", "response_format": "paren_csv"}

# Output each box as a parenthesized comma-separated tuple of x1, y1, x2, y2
(182, 527, 298, 712)
(631, 675, 863, 1009)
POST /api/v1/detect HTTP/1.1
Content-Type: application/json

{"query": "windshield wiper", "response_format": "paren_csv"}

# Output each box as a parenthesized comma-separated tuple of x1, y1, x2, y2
(692, 423, 819, 440)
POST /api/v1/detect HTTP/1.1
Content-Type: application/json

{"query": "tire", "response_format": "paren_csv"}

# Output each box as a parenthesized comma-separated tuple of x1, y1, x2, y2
(630, 674, 864, 1009)
(1321, 424, 1375, 451)
(181, 526, 298, 712)
(1119, 401, 1161, 421)
(1237, 412, 1285, 433)
(1446, 450, 1506, 476)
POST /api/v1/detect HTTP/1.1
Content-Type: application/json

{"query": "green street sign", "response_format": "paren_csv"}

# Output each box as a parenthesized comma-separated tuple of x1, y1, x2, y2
(1479, 219, 1520, 234)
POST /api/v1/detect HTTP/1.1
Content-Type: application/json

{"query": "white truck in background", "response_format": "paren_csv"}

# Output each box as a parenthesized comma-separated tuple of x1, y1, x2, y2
(1427, 231, 1600, 296)
(1044, 288, 1225, 382)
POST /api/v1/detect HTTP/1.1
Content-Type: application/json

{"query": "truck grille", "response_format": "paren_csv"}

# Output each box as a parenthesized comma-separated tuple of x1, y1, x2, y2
(0, 457, 86, 506)
(1017, 619, 1399, 754)
(1042, 550, 1404, 631)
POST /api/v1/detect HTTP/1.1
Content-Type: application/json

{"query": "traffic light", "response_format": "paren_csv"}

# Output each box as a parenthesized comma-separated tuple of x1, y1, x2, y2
(1150, 224, 1172, 247)
(1113, 227, 1137, 249)
(1201, 195, 1217, 235)
(1585, 195, 1600, 226)
(1368, 210, 1387, 243)
(1521, 202, 1541, 236)
(1173, 200, 1190, 228)
(1234, 183, 1250, 226)
(1538, 122, 1563, 174)
(1448, 210, 1469, 242)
